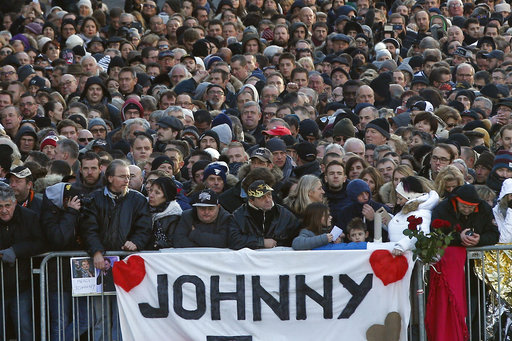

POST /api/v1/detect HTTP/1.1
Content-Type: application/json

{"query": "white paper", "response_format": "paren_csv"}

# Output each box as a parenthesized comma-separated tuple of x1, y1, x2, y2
(330, 225, 343, 241)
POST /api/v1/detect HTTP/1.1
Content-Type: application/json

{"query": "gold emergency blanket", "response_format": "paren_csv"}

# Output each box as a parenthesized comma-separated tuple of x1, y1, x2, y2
(474, 246, 512, 305)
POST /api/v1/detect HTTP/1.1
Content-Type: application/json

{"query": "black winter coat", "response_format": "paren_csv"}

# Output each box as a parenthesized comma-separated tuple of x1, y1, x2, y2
(174, 207, 232, 248)
(229, 204, 300, 250)
(0, 206, 44, 294)
(431, 198, 500, 247)
(147, 201, 182, 250)
(80, 188, 152, 255)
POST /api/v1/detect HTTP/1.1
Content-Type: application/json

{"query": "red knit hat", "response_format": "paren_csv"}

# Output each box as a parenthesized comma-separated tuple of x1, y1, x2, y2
(40, 135, 58, 150)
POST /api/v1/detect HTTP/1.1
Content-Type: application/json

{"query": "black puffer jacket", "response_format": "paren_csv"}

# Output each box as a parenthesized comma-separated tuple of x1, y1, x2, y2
(229, 203, 300, 250)
(147, 200, 183, 250)
(80, 188, 152, 255)
(174, 207, 232, 248)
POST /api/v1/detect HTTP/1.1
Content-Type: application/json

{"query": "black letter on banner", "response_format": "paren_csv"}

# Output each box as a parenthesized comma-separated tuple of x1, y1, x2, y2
(173, 275, 206, 319)
(138, 274, 169, 318)
(296, 275, 333, 320)
(252, 275, 290, 321)
(211, 275, 246, 320)
(338, 274, 373, 319)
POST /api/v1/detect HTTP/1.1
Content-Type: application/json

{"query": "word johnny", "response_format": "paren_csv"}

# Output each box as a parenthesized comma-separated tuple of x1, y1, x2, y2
(115, 248, 413, 341)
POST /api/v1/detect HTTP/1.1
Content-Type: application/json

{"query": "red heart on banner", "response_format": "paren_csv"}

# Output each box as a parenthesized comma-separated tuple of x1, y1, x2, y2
(369, 250, 408, 286)
(113, 255, 146, 292)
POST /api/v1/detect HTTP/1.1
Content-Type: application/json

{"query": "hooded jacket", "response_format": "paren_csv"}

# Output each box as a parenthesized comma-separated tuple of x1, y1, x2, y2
(42, 183, 82, 250)
(79, 76, 122, 127)
(336, 179, 391, 241)
(493, 178, 512, 243)
(120, 98, 144, 122)
(147, 200, 183, 249)
(388, 190, 439, 252)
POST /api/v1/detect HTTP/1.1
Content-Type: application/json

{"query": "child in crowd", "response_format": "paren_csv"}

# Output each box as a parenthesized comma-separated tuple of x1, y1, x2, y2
(292, 203, 342, 250)
(347, 218, 369, 243)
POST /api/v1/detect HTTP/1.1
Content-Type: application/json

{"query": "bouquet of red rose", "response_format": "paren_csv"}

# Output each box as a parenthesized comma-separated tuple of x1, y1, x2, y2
(403, 217, 462, 264)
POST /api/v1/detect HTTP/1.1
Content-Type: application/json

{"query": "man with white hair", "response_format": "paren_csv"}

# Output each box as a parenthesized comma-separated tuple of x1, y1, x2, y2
(169, 64, 193, 87)
(447, 0, 464, 17)
(81, 55, 99, 76)
(344, 138, 365, 158)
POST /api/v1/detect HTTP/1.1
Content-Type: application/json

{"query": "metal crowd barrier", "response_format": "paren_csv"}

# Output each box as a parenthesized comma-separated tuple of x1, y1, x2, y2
(36, 251, 134, 341)
(24, 250, 428, 341)
(467, 245, 512, 341)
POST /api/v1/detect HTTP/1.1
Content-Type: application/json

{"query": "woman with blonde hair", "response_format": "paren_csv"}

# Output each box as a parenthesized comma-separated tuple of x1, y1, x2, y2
(283, 175, 325, 217)
(434, 165, 464, 198)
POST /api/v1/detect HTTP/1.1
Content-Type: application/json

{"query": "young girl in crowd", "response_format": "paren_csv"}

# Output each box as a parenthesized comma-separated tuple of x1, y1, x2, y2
(292, 203, 341, 250)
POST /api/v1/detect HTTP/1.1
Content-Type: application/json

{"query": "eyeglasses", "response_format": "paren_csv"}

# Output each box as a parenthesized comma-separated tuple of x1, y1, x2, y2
(0, 50, 12, 56)
(0, 71, 15, 76)
(90, 128, 106, 134)
(20, 102, 35, 107)
(158, 45, 169, 50)
(143, 3, 156, 8)
(334, 136, 346, 142)
(78, 137, 94, 143)
(208, 90, 225, 95)
(431, 155, 450, 163)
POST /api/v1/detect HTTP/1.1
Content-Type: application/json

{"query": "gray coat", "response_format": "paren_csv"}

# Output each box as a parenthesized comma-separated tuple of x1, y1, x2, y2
(292, 228, 329, 250)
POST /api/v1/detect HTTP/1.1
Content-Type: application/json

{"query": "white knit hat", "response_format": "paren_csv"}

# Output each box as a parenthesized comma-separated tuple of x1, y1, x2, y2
(38, 37, 52, 50)
(66, 34, 84, 50)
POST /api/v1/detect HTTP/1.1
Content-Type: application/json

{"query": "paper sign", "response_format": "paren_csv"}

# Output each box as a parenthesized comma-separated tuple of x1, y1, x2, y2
(330, 225, 343, 241)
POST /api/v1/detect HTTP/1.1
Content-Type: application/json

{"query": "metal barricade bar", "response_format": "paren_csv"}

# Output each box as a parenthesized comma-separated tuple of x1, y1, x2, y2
(466, 245, 512, 341)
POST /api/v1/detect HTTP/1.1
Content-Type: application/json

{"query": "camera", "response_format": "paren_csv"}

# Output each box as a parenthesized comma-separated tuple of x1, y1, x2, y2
(465, 230, 474, 236)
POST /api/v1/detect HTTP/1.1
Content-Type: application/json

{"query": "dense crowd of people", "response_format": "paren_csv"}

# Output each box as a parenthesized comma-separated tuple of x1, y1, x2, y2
(1, 0, 512, 338)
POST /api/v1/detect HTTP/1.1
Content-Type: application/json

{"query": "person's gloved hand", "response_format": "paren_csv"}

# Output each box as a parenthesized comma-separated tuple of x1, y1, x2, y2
(0, 248, 16, 265)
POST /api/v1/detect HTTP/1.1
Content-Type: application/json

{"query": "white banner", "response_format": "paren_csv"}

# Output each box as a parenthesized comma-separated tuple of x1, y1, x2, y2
(114, 245, 414, 341)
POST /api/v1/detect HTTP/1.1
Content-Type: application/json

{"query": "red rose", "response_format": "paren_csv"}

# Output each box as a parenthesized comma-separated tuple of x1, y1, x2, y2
(454, 224, 462, 232)
(432, 219, 451, 229)
(407, 215, 423, 230)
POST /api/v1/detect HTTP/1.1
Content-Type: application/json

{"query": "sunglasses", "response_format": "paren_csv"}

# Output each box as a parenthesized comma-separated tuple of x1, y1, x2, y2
(143, 3, 156, 8)
(78, 137, 94, 143)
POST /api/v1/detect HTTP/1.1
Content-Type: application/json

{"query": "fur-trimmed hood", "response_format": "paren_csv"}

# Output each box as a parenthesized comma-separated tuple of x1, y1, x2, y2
(236, 163, 284, 184)
(152, 200, 182, 222)
(34, 174, 64, 194)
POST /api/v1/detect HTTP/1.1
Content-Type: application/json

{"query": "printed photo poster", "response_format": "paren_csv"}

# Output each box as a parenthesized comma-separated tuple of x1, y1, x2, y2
(71, 256, 120, 296)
